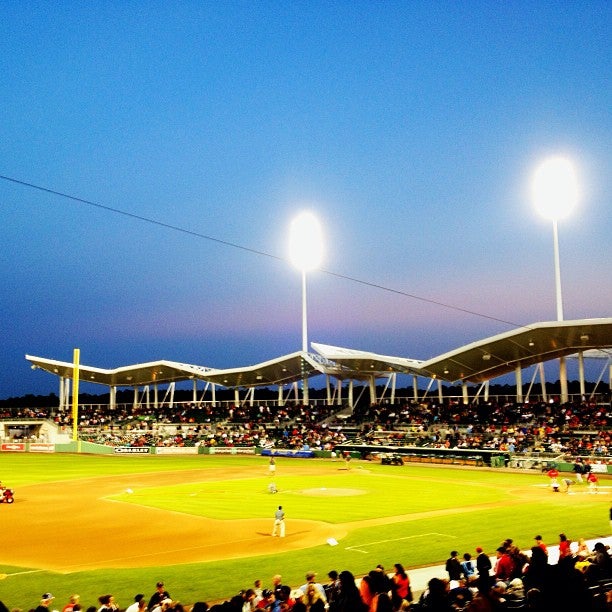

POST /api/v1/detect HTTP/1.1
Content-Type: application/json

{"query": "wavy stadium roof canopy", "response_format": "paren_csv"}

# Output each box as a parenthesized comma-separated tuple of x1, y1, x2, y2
(419, 318, 612, 383)
(25, 317, 612, 391)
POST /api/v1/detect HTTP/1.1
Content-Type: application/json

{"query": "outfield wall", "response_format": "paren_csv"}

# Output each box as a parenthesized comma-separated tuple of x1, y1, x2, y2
(2, 441, 612, 475)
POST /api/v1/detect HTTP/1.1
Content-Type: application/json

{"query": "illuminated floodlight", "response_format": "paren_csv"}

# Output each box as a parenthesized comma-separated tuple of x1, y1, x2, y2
(531, 156, 580, 404)
(532, 156, 579, 220)
(288, 211, 324, 272)
(288, 211, 325, 403)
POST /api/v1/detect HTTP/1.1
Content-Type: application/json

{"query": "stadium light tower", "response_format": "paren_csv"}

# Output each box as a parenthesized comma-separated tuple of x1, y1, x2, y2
(532, 156, 579, 402)
(288, 211, 324, 404)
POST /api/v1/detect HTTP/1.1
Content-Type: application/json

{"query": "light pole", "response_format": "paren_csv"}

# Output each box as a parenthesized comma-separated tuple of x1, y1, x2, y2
(532, 156, 579, 402)
(289, 211, 324, 404)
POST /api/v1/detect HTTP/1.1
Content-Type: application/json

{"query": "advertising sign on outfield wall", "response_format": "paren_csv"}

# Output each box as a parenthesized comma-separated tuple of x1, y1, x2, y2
(209, 447, 256, 455)
(29, 443, 55, 452)
(155, 447, 198, 455)
(1, 443, 26, 452)
(114, 446, 151, 454)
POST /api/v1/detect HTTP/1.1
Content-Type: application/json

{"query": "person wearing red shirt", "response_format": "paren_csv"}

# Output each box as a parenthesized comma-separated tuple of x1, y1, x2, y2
(587, 471, 599, 493)
(494, 547, 514, 583)
(558, 533, 572, 560)
(534, 535, 548, 556)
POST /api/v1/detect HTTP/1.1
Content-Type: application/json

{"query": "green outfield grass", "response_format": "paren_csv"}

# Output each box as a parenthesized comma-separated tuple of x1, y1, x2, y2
(0, 453, 609, 610)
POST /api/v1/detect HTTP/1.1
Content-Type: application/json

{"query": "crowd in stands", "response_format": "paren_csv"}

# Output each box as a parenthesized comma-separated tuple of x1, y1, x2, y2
(5, 534, 612, 612)
(2, 397, 612, 459)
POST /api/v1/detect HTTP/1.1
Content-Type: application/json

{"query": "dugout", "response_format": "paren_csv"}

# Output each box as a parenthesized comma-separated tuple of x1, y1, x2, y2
(0, 419, 60, 443)
(335, 443, 505, 466)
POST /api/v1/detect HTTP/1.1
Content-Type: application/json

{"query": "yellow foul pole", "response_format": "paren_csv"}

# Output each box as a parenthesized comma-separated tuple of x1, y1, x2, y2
(72, 348, 80, 441)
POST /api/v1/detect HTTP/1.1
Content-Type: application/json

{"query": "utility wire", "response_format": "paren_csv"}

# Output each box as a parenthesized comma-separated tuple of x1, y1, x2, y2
(0, 174, 283, 264)
(1, 173, 529, 330)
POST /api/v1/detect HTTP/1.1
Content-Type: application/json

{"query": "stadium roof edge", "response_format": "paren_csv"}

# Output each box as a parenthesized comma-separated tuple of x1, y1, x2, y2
(25, 317, 612, 390)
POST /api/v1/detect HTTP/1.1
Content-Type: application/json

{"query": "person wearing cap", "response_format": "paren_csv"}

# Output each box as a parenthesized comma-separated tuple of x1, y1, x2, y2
(324, 570, 341, 606)
(126, 595, 146, 612)
(587, 470, 599, 493)
(272, 505, 285, 537)
(494, 547, 514, 583)
(299, 572, 327, 606)
(35, 593, 55, 612)
(148, 582, 170, 611)
(445, 550, 462, 581)
(534, 535, 547, 556)
(275, 586, 295, 611)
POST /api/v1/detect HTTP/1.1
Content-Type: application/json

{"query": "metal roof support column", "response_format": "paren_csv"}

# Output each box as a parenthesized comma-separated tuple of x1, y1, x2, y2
(437, 378, 443, 403)
(302, 373, 309, 405)
(278, 384, 284, 407)
(515, 365, 523, 403)
(212, 383, 216, 407)
(169, 383, 175, 409)
(248, 387, 254, 407)
(539, 363, 548, 402)
(234, 388, 240, 406)
(578, 351, 586, 398)
(59, 376, 65, 411)
(192, 379, 197, 403)
(110, 386, 116, 411)
(559, 356, 569, 403)
(484, 380, 490, 402)
(349, 379, 354, 408)
(368, 376, 376, 405)
(391, 373, 396, 405)
(326, 375, 331, 405)
(461, 381, 468, 404)
(153, 384, 158, 409)
(292, 381, 299, 404)
(145, 385, 150, 410)
(525, 365, 539, 402)
(301, 353, 309, 405)
(336, 378, 342, 406)
(412, 374, 418, 401)
(65, 377, 71, 409)
(133, 386, 138, 410)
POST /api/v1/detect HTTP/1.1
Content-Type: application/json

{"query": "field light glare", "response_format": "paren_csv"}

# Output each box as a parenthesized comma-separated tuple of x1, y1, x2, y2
(532, 156, 579, 220)
(288, 211, 324, 271)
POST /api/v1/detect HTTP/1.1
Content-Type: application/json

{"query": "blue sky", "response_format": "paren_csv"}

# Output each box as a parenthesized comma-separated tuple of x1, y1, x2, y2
(1, 1, 610, 398)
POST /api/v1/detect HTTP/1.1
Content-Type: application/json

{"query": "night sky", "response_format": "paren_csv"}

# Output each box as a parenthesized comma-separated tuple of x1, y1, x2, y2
(1, 1, 610, 398)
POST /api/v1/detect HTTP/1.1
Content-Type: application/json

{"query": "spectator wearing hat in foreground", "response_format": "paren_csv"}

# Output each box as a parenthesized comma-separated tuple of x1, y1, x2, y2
(149, 583, 171, 612)
(35, 593, 55, 612)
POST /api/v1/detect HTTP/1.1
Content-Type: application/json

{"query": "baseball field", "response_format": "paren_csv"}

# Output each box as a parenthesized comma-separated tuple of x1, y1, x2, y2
(0, 452, 609, 609)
